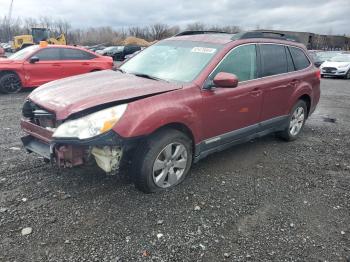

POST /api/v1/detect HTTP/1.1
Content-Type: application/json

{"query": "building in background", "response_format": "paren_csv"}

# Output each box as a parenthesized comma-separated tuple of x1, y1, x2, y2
(256, 29, 350, 51)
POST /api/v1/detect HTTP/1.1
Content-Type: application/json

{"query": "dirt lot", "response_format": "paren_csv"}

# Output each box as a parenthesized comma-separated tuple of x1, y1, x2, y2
(0, 78, 349, 261)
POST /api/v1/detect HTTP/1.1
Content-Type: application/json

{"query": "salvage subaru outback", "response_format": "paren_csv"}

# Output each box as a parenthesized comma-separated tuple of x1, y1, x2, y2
(21, 31, 320, 193)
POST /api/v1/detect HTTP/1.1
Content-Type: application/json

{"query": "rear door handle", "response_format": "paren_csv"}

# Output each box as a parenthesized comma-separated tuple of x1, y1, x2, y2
(290, 79, 300, 86)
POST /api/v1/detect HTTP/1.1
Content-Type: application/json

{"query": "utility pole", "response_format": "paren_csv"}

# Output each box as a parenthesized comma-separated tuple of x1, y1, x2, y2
(7, 0, 14, 42)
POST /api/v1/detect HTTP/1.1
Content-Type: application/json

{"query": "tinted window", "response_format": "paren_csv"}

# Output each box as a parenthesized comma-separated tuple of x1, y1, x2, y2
(211, 44, 257, 82)
(260, 44, 287, 77)
(34, 48, 61, 61)
(286, 47, 295, 72)
(61, 48, 95, 60)
(289, 47, 310, 70)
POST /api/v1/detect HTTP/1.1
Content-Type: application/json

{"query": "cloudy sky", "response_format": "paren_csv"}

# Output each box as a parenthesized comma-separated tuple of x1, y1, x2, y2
(1, 0, 349, 35)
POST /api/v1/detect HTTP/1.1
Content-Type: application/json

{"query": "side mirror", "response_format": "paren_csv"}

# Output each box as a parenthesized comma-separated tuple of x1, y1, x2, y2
(29, 56, 39, 64)
(213, 72, 238, 88)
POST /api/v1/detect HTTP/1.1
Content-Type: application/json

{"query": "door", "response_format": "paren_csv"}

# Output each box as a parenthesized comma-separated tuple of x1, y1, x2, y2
(258, 44, 295, 122)
(201, 44, 263, 148)
(60, 48, 96, 78)
(23, 47, 63, 86)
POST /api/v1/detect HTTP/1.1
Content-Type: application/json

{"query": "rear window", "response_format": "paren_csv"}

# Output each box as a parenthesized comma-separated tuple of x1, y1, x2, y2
(289, 47, 310, 70)
(260, 44, 288, 77)
(61, 48, 95, 60)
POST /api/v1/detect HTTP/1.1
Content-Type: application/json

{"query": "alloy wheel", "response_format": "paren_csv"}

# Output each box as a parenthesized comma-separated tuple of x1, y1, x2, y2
(289, 107, 305, 136)
(152, 142, 188, 188)
(2, 74, 21, 93)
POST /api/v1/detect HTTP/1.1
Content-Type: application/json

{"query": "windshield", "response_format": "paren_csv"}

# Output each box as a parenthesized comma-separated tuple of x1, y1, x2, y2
(317, 52, 341, 61)
(329, 55, 350, 62)
(9, 45, 39, 60)
(104, 46, 117, 51)
(120, 40, 221, 82)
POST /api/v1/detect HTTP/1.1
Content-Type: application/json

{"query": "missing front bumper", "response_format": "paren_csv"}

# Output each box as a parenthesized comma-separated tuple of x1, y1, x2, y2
(22, 135, 124, 173)
(21, 119, 140, 173)
(21, 135, 52, 159)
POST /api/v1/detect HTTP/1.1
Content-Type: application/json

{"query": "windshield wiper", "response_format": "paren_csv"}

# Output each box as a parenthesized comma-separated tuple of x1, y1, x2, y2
(133, 73, 167, 82)
(115, 68, 126, 73)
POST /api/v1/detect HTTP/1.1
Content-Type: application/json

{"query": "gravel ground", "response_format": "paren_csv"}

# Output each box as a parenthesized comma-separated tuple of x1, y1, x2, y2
(0, 78, 349, 262)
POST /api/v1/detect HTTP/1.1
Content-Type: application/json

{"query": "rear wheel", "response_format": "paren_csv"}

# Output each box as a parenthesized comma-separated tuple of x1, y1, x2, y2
(278, 100, 307, 141)
(0, 72, 22, 94)
(133, 128, 193, 193)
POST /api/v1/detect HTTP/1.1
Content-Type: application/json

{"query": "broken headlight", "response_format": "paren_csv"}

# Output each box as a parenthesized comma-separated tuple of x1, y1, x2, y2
(53, 104, 128, 139)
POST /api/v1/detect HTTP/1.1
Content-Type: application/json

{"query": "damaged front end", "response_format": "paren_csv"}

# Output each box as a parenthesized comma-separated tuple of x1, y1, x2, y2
(20, 101, 135, 174)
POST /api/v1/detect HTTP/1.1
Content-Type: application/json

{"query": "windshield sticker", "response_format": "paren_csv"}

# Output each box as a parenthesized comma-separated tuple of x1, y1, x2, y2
(191, 47, 217, 54)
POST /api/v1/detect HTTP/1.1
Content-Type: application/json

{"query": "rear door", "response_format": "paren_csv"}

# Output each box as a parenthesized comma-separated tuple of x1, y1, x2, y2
(23, 47, 63, 86)
(258, 44, 296, 124)
(60, 48, 97, 78)
(201, 44, 263, 148)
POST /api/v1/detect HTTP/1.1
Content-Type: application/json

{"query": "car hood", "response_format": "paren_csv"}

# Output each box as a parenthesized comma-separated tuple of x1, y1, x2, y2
(321, 61, 350, 68)
(29, 70, 182, 120)
(0, 58, 16, 63)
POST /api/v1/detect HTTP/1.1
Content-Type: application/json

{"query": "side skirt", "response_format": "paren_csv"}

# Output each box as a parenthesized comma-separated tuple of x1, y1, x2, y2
(194, 115, 289, 163)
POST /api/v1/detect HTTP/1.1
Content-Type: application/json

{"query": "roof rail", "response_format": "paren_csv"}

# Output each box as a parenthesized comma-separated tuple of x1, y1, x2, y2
(175, 30, 229, 36)
(233, 31, 300, 42)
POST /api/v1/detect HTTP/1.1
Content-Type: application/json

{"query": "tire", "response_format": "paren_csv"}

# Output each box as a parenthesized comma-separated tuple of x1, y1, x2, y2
(277, 100, 307, 141)
(0, 72, 22, 94)
(133, 128, 193, 193)
(345, 70, 350, 79)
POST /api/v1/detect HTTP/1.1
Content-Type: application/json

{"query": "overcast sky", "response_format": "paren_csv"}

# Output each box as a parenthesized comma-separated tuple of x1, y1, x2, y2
(1, 0, 349, 35)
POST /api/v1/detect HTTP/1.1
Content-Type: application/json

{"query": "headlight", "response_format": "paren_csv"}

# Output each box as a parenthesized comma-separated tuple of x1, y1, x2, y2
(338, 64, 349, 69)
(53, 104, 127, 139)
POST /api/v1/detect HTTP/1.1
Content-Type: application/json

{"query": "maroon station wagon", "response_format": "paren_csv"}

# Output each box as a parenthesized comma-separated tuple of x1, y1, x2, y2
(21, 31, 321, 193)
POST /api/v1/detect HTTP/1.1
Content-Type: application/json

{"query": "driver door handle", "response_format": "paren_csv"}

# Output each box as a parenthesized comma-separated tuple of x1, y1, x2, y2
(250, 87, 262, 97)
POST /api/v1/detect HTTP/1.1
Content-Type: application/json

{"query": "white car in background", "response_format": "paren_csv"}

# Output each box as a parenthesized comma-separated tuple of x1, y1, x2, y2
(320, 54, 350, 79)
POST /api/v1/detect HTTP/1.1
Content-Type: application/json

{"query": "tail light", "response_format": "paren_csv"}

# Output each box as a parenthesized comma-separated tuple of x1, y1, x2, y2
(315, 69, 321, 80)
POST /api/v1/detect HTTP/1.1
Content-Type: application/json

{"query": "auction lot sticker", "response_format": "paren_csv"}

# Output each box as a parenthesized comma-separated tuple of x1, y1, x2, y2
(191, 47, 217, 54)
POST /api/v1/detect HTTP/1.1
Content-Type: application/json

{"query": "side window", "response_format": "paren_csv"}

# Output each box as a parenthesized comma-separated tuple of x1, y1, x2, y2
(289, 47, 311, 70)
(61, 48, 95, 60)
(34, 48, 61, 61)
(211, 44, 257, 82)
(260, 44, 288, 77)
(285, 47, 295, 72)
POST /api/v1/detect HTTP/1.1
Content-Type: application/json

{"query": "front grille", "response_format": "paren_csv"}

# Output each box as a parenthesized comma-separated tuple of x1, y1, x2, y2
(22, 100, 57, 128)
(322, 67, 337, 73)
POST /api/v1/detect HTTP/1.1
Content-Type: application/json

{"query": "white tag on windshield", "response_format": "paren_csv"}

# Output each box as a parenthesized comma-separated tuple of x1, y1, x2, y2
(191, 47, 216, 54)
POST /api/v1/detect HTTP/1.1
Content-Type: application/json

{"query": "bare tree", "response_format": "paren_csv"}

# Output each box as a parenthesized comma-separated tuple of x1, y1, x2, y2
(149, 23, 170, 40)
(186, 22, 206, 31)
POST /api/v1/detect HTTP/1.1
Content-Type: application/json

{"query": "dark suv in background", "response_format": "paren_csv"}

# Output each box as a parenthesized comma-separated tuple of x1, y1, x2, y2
(21, 31, 320, 193)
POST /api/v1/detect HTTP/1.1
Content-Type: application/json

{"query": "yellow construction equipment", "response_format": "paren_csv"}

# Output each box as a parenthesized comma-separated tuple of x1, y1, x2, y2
(12, 27, 66, 51)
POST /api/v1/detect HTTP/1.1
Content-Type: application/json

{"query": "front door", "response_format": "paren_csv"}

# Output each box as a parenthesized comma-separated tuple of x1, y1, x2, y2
(23, 47, 63, 87)
(200, 44, 263, 149)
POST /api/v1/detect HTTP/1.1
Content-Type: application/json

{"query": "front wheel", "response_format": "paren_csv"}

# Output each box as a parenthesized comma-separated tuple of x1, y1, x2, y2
(133, 129, 193, 193)
(277, 100, 307, 141)
(345, 70, 350, 79)
(0, 73, 22, 94)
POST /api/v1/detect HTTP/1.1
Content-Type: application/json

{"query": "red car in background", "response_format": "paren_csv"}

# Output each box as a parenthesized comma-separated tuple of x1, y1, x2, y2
(0, 45, 113, 94)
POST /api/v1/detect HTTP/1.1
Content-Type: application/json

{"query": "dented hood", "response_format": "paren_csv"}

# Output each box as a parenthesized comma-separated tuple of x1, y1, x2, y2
(29, 70, 182, 120)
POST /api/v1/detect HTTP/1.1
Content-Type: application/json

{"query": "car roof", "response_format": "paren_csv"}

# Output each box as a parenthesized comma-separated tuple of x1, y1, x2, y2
(168, 33, 235, 45)
(165, 31, 306, 49)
